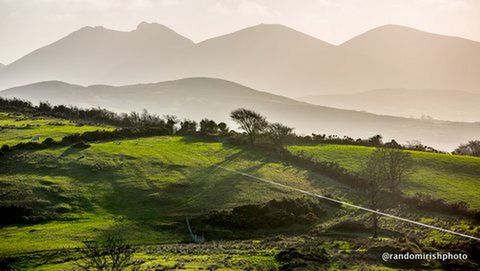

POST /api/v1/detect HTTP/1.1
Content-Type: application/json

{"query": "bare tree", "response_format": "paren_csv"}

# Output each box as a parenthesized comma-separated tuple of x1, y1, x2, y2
(361, 150, 387, 238)
(230, 108, 267, 144)
(380, 147, 413, 194)
(361, 147, 413, 237)
(79, 235, 140, 271)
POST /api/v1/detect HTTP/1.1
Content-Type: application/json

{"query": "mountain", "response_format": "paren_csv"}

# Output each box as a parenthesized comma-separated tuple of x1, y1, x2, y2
(1, 78, 479, 151)
(167, 24, 406, 96)
(341, 25, 480, 92)
(1, 23, 480, 97)
(0, 22, 193, 88)
(299, 89, 480, 122)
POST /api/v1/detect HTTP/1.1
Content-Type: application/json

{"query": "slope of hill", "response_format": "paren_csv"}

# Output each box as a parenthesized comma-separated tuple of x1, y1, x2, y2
(0, 135, 337, 254)
(341, 25, 480, 92)
(1, 78, 480, 151)
(287, 144, 480, 208)
(1, 23, 480, 97)
(0, 22, 193, 88)
(299, 89, 480, 122)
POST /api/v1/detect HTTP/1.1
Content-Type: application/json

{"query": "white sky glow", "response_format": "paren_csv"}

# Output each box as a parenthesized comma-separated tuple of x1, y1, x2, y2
(0, 0, 479, 64)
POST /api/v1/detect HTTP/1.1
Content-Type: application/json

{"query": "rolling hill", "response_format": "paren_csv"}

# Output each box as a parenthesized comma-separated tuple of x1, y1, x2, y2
(299, 89, 480, 122)
(1, 78, 479, 151)
(287, 144, 480, 209)
(1, 23, 480, 98)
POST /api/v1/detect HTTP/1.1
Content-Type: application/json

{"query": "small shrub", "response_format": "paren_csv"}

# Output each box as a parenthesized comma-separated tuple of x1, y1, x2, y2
(72, 141, 91, 149)
(42, 137, 56, 146)
(328, 220, 369, 232)
(53, 203, 72, 214)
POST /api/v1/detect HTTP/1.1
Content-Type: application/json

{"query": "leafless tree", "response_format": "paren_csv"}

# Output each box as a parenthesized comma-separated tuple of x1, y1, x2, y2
(361, 147, 413, 237)
(78, 235, 140, 271)
(361, 150, 387, 238)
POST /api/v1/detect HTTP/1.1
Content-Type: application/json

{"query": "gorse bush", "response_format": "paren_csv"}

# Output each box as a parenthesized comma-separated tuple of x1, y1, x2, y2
(201, 198, 325, 230)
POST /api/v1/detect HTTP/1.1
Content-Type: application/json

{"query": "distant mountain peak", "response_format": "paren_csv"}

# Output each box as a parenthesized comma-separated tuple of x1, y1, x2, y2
(343, 24, 476, 45)
(76, 25, 108, 33)
(135, 21, 170, 32)
(199, 22, 333, 48)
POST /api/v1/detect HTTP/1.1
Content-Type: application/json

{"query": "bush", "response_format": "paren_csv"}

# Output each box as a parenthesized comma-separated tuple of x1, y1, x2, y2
(0, 204, 34, 224)
(202, 198, 324, 230)
(53, 203, 72, 214)
(401, 193, 476, 219)
(72, 141, 91, 149)
(42, 137, 56, 146)
(328, 220, 369, 232)
(1, 144, 9, 153)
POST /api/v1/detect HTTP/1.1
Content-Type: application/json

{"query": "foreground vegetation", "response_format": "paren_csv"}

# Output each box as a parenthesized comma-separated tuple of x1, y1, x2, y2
(1, 105, 479, 270)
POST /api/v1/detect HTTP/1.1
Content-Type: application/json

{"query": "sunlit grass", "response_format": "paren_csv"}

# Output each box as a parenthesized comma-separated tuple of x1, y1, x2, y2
(287, 144, 480, 208)
(0, 112, 112, 146)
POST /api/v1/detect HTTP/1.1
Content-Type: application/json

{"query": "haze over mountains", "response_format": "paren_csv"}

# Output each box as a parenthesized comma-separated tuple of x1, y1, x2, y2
(300, 89, 480, 122)
(2, 78, 479, 152)
(1, 22, 479, 149)
(1, 22, 480, 98)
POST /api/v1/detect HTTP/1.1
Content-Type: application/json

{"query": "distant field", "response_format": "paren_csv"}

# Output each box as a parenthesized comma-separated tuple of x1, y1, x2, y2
(0, 112, 112, 146)
(287, 144, 480, 209)
(1, 136, 344, 254)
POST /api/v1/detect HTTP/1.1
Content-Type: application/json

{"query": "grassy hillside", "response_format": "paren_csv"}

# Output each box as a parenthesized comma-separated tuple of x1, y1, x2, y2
(0, 112, 112, 146)
(2, 113, 479, 270)
(1, 136, 352, 255)
(287, 144, 480, 208)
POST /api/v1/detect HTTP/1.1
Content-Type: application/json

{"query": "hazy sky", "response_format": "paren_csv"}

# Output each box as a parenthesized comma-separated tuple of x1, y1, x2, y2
(1, 0, 479, 64)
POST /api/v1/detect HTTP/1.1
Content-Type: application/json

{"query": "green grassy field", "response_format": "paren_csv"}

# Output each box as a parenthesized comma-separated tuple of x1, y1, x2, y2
(0, 112, 112, 146)
(287, 144, 480, 209)
(1, 136, 353, 255)
(2, 112, 479, 270)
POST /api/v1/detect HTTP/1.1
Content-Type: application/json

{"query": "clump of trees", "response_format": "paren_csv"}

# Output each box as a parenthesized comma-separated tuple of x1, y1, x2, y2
(454, 140, 480, 157)
(230, 108, 295, 148)
(0, 97, 170, 129)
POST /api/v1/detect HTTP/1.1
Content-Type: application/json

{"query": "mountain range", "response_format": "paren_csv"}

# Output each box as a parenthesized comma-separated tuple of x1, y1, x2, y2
(1, 78, 479, 152)
(1, 22, 479, 98)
